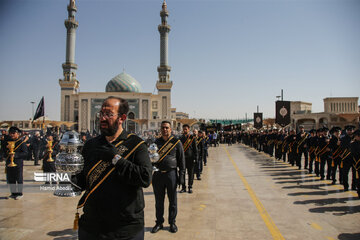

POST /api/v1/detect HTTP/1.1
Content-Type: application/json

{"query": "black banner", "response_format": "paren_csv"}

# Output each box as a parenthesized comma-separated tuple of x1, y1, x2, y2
(275, 101, 291, 127)
(206, 126, 217, 133)
(253, 113, 263, 129)
(33, 96, 45, 122)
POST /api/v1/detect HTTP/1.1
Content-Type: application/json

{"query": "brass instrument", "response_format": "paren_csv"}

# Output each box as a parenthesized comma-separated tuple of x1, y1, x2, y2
(47, 140, 54, 162)
(7, 141, 17, 167)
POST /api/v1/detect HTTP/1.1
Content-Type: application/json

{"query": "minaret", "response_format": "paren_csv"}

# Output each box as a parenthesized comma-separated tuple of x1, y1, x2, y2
(156, 0, 173, 90)
(156, 0, 172, 120)
(59, 0, 79, 121)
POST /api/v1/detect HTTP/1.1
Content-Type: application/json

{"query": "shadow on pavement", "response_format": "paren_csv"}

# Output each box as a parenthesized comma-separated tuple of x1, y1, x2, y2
(282, 183, 330, 190)
(294, 197, 359, 206)
(273, 175, 315, 180)
(338, 232, 360, 240)
(288, 189, 341, 196)
(47, 228, 77, 240)
(275, 179, 321, 184)
(309, 205, 360, 215)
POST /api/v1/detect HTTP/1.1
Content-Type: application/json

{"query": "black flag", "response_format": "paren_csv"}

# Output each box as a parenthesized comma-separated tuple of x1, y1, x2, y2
(275, 101, 291, 127)
(33, 97, 45, 122)
(253, 113, 263, 129)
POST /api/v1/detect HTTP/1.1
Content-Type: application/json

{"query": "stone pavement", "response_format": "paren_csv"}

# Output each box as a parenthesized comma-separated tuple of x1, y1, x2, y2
(0, 144, 359, 240)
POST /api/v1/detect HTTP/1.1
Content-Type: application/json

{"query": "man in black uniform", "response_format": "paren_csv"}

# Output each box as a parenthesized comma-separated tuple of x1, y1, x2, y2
(350, 129, 360, 198)
(151, 121, 185, 234)
(317, 128, 331, 180)
(5, 127, 28, 200)
(195, 130, 205, 180)
(295, 125, 309, 170)
(30, 131, 44, 166)
(329, 127, 342, 185)
(287, 130, 297, 166)
(180, 124, 198, 194)
(340, 125, 356, 191)
(72, 97, 152, 240)
(307, 129, 317, 174)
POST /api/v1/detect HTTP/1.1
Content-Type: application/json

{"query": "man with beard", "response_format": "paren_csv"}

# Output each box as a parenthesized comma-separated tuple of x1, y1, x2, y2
(180, 124, 198, 193)
(151, 121, 185, 234)
(72, 96, 152, 240)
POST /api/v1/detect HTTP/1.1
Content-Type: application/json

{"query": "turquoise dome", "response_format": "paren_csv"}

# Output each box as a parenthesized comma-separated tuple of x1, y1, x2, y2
(105, 72, 142, 93)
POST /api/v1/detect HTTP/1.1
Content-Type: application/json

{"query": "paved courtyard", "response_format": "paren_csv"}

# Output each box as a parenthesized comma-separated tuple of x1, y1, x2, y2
(0, 144, 359, 240)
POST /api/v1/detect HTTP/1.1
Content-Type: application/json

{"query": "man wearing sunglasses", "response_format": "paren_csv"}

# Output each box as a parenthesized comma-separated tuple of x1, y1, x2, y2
(73, 96, 152, 240)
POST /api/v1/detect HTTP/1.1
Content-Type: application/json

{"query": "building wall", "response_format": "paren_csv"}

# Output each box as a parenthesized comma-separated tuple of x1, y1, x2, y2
(324, 97, 359, 113)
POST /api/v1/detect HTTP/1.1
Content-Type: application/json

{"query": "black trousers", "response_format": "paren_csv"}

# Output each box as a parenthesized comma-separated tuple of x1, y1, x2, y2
(195, 156, 203, 178)
(78, 227, 144, 240)
(183, 159, 195, 189)
(320, 155, 332, 179)
(289, 151, 297, 166)
(152, 170, 178, 225)
(342, 159, 356, 189)
(33, 148, 41, 165)
(268, 144, 274, 157)
(331, 157, 343, 183)
(296, 149, 308, 169)
(6, 165, 23, 195)
(203, 149, 208, 165)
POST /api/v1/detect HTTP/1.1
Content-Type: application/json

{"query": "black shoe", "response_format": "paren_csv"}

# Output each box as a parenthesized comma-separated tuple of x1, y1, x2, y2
(351, 185, 356, 191)
(169, 223, 178, 233)
(151, 224, 163, 233)
(197, 177, 201, 180)
(188, 188, 193, 194)
(326, 176, 331, 180)
(320, 177, 324, 180)
(331, 180, 336, 185)
(179, 188, 186, 193)
(8, 194, 16, 199)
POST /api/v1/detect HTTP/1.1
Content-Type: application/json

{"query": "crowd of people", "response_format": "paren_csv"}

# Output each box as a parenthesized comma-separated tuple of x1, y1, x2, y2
(1, 96, 359, 240)
(237, 125, 360, 197)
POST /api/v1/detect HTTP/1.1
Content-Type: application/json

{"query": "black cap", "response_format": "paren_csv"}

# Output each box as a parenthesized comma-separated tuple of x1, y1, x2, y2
(345, 125, 355, 131)
(330, 127, 341, 134)
(8, 126, 21, 133)
(353, 129, 360, 137)
(309, 129, 316, 133)
(322, 127, 329, 132)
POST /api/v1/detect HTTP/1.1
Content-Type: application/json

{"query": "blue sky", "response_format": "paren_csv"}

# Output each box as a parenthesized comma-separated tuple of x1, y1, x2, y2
(0, 0, 359, 121)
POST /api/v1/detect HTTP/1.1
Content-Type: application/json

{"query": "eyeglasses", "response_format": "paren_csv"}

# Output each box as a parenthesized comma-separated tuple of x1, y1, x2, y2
(96, 112, 119, 119)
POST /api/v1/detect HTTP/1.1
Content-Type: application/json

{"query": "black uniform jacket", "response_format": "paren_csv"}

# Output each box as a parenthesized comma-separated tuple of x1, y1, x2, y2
(350, 140, 360, 164)
(180, 134, 198, 162)
(154, 136, 185, 173)
(74, 130, 152, 238)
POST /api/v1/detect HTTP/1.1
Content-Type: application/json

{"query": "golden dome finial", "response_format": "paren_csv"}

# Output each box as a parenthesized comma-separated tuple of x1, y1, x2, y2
(162, 0, 167, 11)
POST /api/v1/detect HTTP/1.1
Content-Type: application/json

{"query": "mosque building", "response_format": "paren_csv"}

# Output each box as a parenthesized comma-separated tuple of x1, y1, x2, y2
(59, 0, 188, 133)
